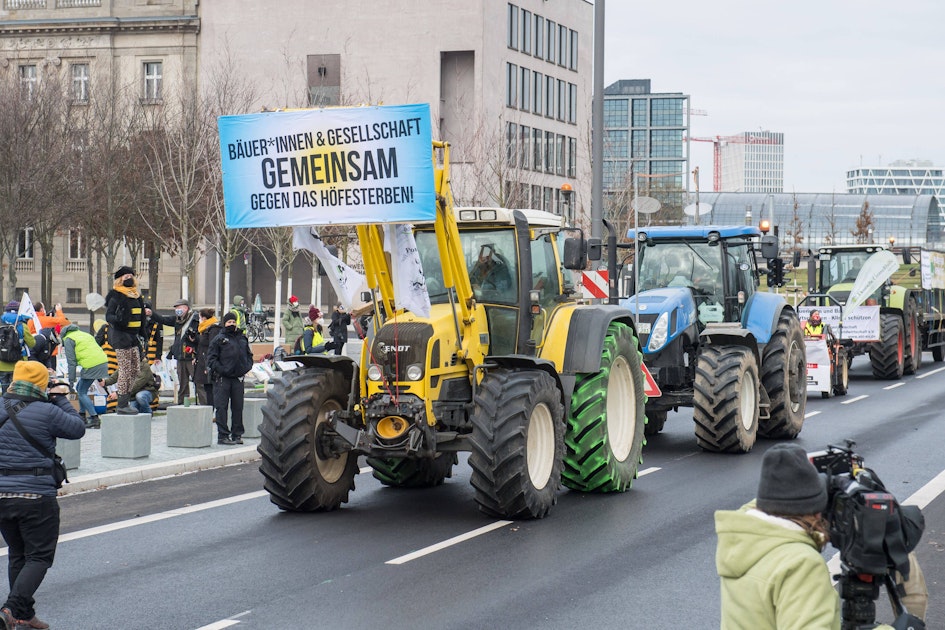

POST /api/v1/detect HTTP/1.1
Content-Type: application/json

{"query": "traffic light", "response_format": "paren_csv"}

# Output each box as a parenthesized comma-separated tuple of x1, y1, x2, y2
(766, 258, 785, 288)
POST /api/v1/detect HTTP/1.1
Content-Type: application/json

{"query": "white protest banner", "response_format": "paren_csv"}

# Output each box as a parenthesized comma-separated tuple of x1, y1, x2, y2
(292, 227, 368, 311)
(17, 292, 43, 334)
(383, 224, 431, 318)
(798, 305, 841, 329)
(805, 338, 832, 395)
(845, 250, 899, 311)
(921, 249, 945, 290)
(841, 305, 881, 341)
(218, 104, 435, 227)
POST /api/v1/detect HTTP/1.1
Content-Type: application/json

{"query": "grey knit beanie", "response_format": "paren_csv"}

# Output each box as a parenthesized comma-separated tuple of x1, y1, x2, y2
(756, 444, 828, 515)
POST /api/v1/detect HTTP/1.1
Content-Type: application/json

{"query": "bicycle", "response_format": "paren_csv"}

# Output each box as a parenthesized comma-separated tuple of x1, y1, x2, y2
(247, 312, 273, 342)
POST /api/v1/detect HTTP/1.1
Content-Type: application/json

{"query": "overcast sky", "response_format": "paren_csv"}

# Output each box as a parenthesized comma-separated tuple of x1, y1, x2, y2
(603, 1, 945, 193)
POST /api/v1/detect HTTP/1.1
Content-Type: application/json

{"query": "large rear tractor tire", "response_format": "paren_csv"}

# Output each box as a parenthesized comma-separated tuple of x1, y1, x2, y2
(644, 408, 668, 437)
(469, 369, 564, 519)
(694, 345, 759, 453)
(833, 346, 849, 396)
(367, 454, 458, 488)
(934, 344, 945, 363)
(759, 308, 806, 439)
(870, 314, 905, 380)
(562, 322, 646, 493)
(258, 368, 358, 512)
(903, 298, 922, 375)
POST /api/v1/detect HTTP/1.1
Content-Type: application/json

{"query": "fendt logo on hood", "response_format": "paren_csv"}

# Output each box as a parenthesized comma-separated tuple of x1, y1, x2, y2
(379, 343, 410, 354)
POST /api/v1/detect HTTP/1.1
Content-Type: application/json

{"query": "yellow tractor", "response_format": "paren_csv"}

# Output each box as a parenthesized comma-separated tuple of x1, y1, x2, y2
(258, 142, 648, 519)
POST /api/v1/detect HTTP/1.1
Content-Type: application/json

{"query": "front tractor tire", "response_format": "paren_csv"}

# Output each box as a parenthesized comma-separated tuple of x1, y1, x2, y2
(694, 345, 759, 453)
(367, 454, 458, 488)
(759, 309, 806, 439)
(563, 322, 646, 493)
(258, 368, 358, 512)
(870, 314, 905, 380)
(468, 369, 564, 519)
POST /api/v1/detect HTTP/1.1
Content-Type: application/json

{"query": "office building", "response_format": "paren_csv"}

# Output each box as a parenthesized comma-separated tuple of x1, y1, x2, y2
(846, 160, 945, 198)
(718, 131, 784, 193)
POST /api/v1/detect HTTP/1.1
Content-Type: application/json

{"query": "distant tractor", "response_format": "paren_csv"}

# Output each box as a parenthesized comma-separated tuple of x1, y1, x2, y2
(620, 225, 806, 453)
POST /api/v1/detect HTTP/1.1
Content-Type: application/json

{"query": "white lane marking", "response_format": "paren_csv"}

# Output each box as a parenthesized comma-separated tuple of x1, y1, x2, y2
(359, 466, 372, 474)
(386, 520, 512, 565)
(841, 395, 869, 405)
(883, 382, 906, 390)
(829, 467, 945, 582)
(0, 491, 268, 557)
(195, 621, 240, 630)
(916, 366, 945, 379)
(637, 466, 660, 477)
(805, 411, 822, 418)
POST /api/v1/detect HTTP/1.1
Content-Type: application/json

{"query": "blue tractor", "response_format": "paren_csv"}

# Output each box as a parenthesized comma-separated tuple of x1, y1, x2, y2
(620, 225, 806, 453)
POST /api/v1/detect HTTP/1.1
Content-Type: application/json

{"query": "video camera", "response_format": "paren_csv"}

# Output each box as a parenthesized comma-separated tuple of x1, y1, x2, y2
(808, 440, 925, 630)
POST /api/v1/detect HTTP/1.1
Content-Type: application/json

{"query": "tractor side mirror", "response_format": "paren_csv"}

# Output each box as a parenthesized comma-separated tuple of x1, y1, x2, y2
(563, 237, 589, 270)
(792, 250, 801, 268)
(902, 248, 912, 265)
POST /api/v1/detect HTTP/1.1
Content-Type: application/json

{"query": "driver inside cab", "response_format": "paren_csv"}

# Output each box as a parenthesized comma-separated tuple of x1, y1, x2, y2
(469, 244, 512, 293)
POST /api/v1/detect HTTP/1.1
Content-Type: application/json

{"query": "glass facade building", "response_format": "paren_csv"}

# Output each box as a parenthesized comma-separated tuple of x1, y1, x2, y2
(603, 79, 689, 215)
(690, 193, 943, 250)
(846, 160, 945, 198)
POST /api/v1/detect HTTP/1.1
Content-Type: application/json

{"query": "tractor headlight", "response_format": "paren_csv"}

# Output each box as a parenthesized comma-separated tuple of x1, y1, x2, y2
(405, 363, 423, 381)
(367, 364, 383, 381)
(647, 312, 670, 352)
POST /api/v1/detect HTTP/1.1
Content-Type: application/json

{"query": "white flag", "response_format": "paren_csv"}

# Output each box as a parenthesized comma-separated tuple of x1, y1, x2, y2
(292, 227, 367, 311)
(383, 224, 431, 318)
(844, 250, 899, 312)
(17, 292, 42, 334)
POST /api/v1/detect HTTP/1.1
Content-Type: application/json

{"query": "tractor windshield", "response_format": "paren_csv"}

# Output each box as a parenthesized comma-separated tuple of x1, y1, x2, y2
(821, 251, 870, 289)
(638, 241, 723, 299)
(414, 228, 519, 305)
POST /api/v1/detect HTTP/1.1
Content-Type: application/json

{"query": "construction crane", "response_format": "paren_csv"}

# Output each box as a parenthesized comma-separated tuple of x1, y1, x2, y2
(686, 134, 779, 191)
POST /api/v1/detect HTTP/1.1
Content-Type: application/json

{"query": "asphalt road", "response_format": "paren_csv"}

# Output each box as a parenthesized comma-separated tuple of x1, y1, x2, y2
(21, 355, 945, 628)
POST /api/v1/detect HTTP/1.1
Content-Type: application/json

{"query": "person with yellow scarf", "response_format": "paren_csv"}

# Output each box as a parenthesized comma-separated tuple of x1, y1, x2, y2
(193, 308, 222, 406)
(104, 266, 147, 414)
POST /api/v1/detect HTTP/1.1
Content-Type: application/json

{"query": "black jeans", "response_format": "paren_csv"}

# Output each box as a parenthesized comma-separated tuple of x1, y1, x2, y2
(0, 496, 59, 620)
(213, 376, 244, 439)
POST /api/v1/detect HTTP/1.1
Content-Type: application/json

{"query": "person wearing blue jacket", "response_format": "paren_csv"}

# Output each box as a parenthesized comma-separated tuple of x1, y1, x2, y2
(0, 361, 84, 629)
(0, 303, 35, 394)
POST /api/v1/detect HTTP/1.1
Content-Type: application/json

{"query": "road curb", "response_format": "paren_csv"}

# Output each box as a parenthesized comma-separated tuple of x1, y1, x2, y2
(58, 446, 261, 496)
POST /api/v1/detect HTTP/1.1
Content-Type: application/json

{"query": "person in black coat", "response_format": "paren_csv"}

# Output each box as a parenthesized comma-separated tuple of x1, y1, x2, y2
(0, 361, 84, 629)
(193, 308, 221, 406)
(104, 266, 147, 414)
(206, 312, 253, 445)
(149, 298, 198, 405)
(328, 303, 350, 356)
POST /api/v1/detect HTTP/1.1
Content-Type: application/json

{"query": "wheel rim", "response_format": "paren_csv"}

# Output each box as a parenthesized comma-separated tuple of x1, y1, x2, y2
(897, 328, 904, 364)
(314, 399, 346, 482)
(739, 369, 757, 431)
(910, 316, 918, 360)
(526, 402, 555, 490)
(841, 355, 849, 389)
(606, 355, 636, 462)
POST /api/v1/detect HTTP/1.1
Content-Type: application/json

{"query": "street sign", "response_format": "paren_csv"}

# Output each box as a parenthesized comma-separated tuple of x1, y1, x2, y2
(642, 364, 661, 398)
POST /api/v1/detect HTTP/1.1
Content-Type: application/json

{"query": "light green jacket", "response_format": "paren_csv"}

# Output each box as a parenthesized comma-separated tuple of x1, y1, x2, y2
(715, 501, 840, 630)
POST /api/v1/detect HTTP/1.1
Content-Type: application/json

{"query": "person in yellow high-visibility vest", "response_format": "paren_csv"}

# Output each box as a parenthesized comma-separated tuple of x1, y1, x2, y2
(803, 311, 824, 337)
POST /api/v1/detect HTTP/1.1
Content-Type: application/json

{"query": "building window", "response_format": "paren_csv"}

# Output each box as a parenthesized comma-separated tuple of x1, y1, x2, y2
(507, 122, 517, 168)
(533, 127, 543, 170)
(558, 24, 568, 67)
(569, 30, 578, 70)
(568, 83, 577, 124)
(18, 64, 37, 99)
(143, 61, 162, 102)
(544, 131, 554, 174)
(543, 186, 552, 212)
(532, 71, 542, 115)
(507, 4, 519, 49)
(506, 62, 518, 108)
(650, 98, 683, 126)
(17, 228, 33, 259)
(556, 134, 565, 176)
(521, 10, 532, 55)
(545, 20, 556, 63)
(632, 99, 647, 126)
(534, 15, 544, 59)
(567, 137, 576, 178)
(531, 185, 541, 209)
(520, 66, 530, 112)
(606, 130, 629, 159)
(557, 79, 566, 121)
(520, 125, 530, 170)
(545, 75, 554, 118)
(650, 129, 683, 158)
(71, 63, 90, 103)
(603, 99, 628, 127)
(632, 130, 646, 158)
(68, 228, 85, 259)
(65, 288, 82, 304)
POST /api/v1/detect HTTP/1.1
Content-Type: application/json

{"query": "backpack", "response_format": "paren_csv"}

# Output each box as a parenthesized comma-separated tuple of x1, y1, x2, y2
(0, 324, 22, 363)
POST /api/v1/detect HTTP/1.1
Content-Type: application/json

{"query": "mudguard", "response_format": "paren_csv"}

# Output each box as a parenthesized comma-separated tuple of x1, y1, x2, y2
(559, 305, 637, 375)
(742, 292, 791, 345)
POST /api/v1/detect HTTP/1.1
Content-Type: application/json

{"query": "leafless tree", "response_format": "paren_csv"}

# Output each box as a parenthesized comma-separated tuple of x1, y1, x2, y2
(852, 200, 875, 244)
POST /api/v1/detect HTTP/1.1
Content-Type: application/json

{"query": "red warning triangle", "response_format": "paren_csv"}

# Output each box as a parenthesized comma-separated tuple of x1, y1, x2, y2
(642, 363, 661, 398)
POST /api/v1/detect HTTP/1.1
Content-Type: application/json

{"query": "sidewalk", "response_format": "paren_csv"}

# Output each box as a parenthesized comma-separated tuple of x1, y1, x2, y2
(58, 338, 364, 497)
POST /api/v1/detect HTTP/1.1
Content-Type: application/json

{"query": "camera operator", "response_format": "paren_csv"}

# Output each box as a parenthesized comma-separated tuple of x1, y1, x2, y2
(0, 361, 84, 629)
(715, 444, 924, 630)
